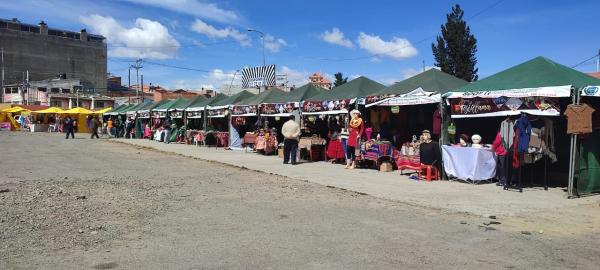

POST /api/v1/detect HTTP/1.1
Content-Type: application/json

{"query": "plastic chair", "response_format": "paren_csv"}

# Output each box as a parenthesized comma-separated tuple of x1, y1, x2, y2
(418, 163, 439, 181)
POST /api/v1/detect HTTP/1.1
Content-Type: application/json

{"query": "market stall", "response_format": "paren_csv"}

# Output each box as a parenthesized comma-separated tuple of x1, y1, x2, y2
(0, 106, 30, 131)
(569, 85, 600, 196)
(58, 107, 94, 133)
(445, 56, 600, 191)
(300, 77, 385, 162)
(205, 90, 255, 148)
(184, 94, 228, 144)
(31, 107, 65, 132)
(363, 69, 468, 173)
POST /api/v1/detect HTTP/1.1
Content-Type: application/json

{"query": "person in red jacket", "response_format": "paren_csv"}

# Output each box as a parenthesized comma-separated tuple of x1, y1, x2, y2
(346, 109, 364, 169)
(491, 131, 508, 186)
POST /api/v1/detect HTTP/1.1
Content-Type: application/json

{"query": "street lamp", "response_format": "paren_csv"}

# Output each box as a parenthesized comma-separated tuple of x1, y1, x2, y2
(247, 28, 266, 93)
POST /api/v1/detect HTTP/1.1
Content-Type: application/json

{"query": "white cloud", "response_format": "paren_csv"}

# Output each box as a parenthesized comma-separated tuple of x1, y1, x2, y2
(169, 68, 239, 91)
(357, 32, 417, 60)
(320, 28, 353, 48)
(279, 66, 309, 87)
(122, 0, 241, 24)
(81, 14, 180, 59)
(263, 34, 287, 53)
(401, 66, 439, 79)
(190, 19, 250, 47)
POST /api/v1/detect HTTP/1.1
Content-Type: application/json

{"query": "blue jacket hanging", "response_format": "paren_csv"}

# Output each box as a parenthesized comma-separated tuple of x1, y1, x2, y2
(515, 114, 531, 153)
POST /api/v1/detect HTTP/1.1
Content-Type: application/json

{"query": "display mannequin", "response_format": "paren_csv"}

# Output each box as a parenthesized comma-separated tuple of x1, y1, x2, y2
(419, 130, 439, 166)
(346, 109, 364, 169)
(458, 134, 470, 147)
(471, 134, 483, 148)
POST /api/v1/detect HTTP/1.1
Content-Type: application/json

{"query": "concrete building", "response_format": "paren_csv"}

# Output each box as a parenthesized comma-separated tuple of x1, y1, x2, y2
(0, 18, 107, 102)
(2, 78, 114, 109)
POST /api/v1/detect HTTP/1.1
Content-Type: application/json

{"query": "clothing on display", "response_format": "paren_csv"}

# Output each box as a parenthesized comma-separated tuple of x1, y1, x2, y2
(432, 109, 441, 136)
(515, 114, 531, 153)
(564, 103, 595, 134)
(348, 117, 364, 148)
(500, 118, 515, 149)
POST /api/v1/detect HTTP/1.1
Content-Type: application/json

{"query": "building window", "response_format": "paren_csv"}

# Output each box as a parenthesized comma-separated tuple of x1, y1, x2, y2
(61, 88, 70, 93)
(11, 88, 18, 94)
(51, 88, 60, 93)
(3, 88, 9, 94)
(38, 87, 47, 92)
(50, 100, 62, 107)
(94, 101, 105, 109)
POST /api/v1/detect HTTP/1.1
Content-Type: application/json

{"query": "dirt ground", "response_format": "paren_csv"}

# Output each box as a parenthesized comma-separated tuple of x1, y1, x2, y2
(1, 132, 599, 269)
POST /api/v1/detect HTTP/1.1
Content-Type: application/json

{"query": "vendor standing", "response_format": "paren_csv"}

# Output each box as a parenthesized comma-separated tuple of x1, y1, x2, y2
(346, 110, 364, 169)
(281, 115, 301, 165)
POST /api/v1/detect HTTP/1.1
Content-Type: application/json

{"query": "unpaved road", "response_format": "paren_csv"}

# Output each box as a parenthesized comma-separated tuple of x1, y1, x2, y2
(1, 132, 598, 269)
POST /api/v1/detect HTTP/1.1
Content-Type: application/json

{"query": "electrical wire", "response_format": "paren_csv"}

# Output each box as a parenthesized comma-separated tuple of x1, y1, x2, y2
(571, 53, 599, 68)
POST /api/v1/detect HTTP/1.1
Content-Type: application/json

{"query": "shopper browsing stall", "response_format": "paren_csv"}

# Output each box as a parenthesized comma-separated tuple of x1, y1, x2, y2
(282, 115, 301, 165)
(346, 110, 364, 169)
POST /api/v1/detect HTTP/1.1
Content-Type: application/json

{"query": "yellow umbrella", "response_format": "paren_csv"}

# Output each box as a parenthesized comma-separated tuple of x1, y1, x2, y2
(1, 106, 28, 113)
(59, 107, 94, 114)
(93, 107, 113, 114)
(33, 107, 65, 114)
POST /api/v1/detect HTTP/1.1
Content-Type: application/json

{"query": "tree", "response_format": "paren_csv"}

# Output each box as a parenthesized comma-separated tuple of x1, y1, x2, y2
(333, 72, 348, 87)
(432, 4, 478, 82)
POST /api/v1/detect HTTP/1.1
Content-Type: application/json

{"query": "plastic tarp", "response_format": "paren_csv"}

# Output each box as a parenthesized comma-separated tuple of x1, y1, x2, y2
(577, 130, 600, 194)
(33, 107, 65, 114)
(366, 88, 441, 107)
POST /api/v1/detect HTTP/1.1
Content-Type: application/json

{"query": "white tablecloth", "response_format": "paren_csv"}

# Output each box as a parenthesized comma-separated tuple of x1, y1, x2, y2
(442, 145, 497, 181)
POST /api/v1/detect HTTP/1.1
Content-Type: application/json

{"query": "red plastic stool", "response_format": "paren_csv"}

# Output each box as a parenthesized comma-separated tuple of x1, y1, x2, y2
(418, 164, 439, 181)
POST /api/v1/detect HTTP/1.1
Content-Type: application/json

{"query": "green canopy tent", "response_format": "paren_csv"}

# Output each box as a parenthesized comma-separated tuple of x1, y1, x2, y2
(166, 97, 195, 119)
(366, 69, 468, 107)
(125, 103, 148, 118)
(136, 100, 169, 119)
(443, 56, 600, 193)
(151, 98, 181, 118)
(184, 94, 229, 129)
(260, 83, 326, 117)
(104, 104, 129, 116)
(206, 90, 255, 118)
(231, 88, 287, 116)
(302, 76, 384, 115)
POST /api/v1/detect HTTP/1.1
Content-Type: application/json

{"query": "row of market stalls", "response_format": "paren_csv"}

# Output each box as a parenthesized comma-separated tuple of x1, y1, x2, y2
(0, 106, 111, 132)
(95, 56, 600, 197)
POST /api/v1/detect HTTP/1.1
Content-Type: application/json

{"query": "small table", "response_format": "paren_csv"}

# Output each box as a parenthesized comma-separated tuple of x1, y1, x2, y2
(299, 136, 327, 161)
(441, 145, 497, 182)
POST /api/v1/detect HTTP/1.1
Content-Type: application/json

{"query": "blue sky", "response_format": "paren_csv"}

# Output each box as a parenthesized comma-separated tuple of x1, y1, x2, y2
(1, 0, 599, 91)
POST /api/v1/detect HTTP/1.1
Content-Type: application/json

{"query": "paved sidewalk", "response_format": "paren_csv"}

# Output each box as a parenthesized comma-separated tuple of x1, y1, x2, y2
(112, 139, 597, 217)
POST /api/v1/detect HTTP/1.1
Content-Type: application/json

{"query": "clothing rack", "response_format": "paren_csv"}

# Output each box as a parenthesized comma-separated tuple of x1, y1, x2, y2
(567, 87, 580, 198)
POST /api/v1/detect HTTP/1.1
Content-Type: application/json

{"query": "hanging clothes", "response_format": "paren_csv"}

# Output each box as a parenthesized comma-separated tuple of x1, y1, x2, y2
(564, 103, 595, 134)
(515, 115, 531, 153)
(542, 118, 555, 151)
(432, 109, 441, 136)
(370, 109, 380, 131)
(500, 118, 515, 149)
(512, 128, 520, 168)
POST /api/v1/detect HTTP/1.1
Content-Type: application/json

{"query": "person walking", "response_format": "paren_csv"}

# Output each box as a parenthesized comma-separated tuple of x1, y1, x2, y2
(281, 115, 301, 165)
(65, 116, 75, 139)
(90, 117, 100, 139)
(107, 118, 114, 137)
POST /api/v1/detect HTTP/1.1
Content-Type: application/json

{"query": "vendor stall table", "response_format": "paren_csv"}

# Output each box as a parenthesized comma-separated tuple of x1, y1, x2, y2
(393, 142, 421, 174)
(255, 135, 278, 155)
(242, 133, 257, 151)
(299, 136, 327, 161)
(359, 140, 393, 165)
(441, 145, 497, 182)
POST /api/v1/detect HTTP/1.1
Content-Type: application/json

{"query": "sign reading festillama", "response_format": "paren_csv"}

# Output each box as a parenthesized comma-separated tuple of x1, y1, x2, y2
(241, 65, 276, 88)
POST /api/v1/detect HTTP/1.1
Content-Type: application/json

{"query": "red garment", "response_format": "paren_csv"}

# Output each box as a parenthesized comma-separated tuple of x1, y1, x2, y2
(348, 121, 364, 148)
(491, 131, 507, 156)
(327, 139, 345, 159)
(432, 109, 441, 136)
(512, 128, 520, 168)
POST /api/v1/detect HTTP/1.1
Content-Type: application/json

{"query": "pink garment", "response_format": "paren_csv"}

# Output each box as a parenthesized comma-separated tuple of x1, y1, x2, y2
(143, 127, 151, 138)
(365, 127, 373, 140)
(432, 109, 441, 136)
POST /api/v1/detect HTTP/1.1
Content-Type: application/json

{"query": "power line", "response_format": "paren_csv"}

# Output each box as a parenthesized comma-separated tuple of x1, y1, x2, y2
(304, 0, 507, 62)
(571, 53, 599, 68)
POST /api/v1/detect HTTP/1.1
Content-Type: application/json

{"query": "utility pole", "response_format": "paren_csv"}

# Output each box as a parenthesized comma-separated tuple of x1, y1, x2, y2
(597, 49, 599, 72)
(227, 70, 239, 95)
(26, 70, 29, 105)
(130, 59, 143, 104)
(247, 29, 266, 93)
(140, 74, 144, 103)
(422, 60, 426, 72)
(1, 48, 4, 104)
